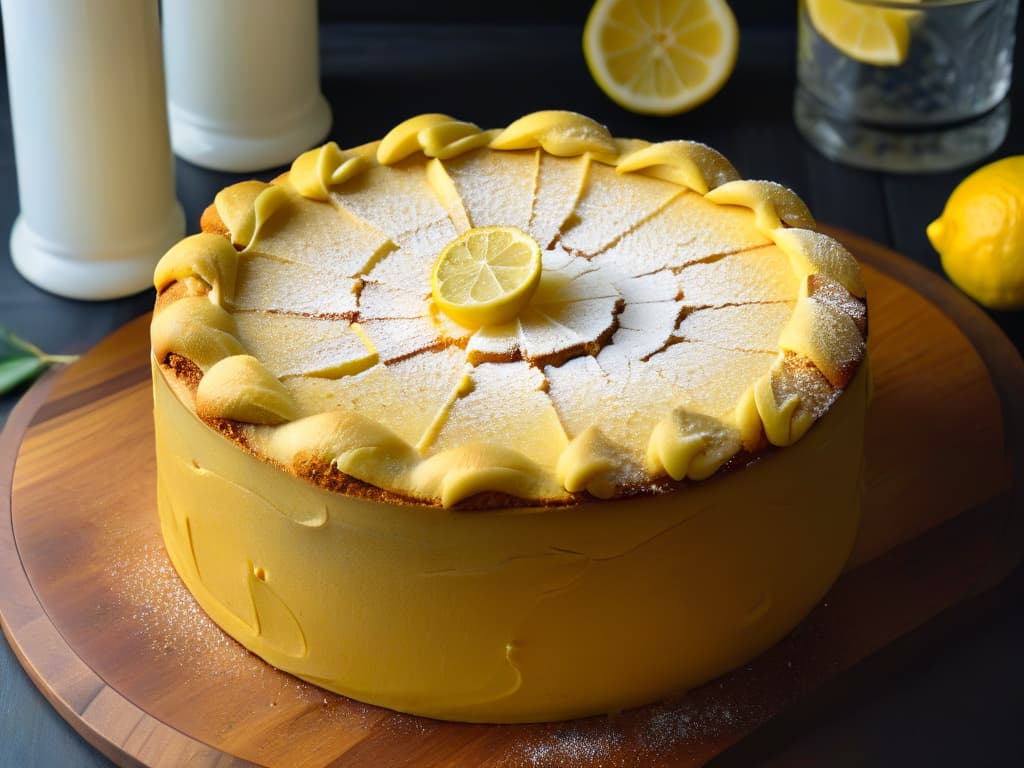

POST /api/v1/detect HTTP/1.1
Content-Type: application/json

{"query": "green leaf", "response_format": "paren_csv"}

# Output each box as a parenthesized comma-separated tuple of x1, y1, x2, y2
(0, 326, 79, 395)
(0, 355, 46, 395)
(0, 328, 33, 358)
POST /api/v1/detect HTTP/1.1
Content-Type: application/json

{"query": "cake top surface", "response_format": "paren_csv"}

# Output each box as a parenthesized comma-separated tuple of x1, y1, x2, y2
(151, 111, 867, 508)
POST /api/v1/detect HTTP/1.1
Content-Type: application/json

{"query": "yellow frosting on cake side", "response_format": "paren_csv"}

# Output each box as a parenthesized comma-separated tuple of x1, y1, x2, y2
(154, 357, 869, 722)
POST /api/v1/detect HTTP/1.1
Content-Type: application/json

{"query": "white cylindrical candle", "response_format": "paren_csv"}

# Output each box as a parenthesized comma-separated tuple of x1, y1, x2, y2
(162, 0, 332, 172)
(2, 0, 185, 300)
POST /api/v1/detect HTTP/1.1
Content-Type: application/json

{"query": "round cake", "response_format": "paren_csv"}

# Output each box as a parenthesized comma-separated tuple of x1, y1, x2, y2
(151, 111, 869, 723)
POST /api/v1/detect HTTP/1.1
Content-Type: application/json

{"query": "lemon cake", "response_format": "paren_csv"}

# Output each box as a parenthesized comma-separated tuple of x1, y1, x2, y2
(151, 111, 869, 723)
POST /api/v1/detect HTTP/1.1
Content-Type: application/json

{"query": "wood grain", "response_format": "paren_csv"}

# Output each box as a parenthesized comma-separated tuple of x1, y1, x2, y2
(1, 232, 1021, 768)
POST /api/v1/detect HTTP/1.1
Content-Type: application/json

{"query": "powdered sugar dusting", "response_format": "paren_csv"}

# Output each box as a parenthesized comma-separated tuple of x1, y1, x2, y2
(499, 693, 756, 768)
(560, 163, 680, 256)
(106, 533, 254, 680)
(234, 312, 376, 378)
(254, 188, 391, 277)
(429, 360, 567, 464)
(676, 303, 795, 353)
(637, 700, 739, 754)
(102, 515, 388, 737)
(595, 193, 769, 278)
(443, 148, 538, 230)
(513, 721, 626, 767)
(530, 153, 588, 249)
(331, 161, 451, 238)
(234, 254, 358, 316)
(679, 245, 799, 306)
(652, 341, 777, 418)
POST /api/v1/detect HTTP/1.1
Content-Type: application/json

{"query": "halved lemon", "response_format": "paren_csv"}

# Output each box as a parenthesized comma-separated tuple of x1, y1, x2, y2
(431, 226, 542, 329)
(805, 0, 921, 67)
(583, 0, 739, 116)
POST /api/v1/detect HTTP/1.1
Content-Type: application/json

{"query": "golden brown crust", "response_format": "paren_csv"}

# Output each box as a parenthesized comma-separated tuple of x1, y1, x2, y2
(200, 203, 230, 239)
(154, 279, 199, 311)
(164, 354, 202, 393)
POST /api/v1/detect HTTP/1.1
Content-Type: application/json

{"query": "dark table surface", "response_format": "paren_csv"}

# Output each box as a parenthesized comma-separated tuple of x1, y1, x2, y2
(2, 7, 1023, 768)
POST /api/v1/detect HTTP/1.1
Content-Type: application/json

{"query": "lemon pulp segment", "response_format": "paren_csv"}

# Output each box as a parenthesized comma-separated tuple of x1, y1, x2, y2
(805, 0, 922, 67)
(583, 0, 739, 116)
(431, 226, 542, 328)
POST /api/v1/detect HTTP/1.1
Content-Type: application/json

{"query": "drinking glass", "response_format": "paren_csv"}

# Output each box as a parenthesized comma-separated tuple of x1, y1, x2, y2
(795, 0, 1018, 172)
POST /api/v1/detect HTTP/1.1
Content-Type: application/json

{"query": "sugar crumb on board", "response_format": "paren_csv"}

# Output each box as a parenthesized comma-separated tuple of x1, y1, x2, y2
(501, 692, 757, 768)
(102, 518, 385, 733)
(106, 536, 245, 675)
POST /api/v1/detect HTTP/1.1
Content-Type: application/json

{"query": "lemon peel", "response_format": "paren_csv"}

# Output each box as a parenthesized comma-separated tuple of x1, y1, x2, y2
(431, 226, 542, 329)
(928, 155, 1024, 311)
(583, 0, 739, 116)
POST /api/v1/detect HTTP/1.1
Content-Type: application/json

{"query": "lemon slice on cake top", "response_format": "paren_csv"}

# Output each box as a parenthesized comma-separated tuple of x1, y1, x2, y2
(432, 226, 543, 329)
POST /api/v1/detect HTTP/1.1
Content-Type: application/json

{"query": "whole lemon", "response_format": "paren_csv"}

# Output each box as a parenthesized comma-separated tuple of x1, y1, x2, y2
(927, 156, 1024, 311)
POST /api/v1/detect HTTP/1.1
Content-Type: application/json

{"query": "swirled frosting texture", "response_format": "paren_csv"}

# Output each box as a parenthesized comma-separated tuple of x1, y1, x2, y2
(152, 110, 867, 507)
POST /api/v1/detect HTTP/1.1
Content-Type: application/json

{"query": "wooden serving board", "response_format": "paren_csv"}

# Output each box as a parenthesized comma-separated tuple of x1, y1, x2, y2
(1, 229, 1021, 768)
